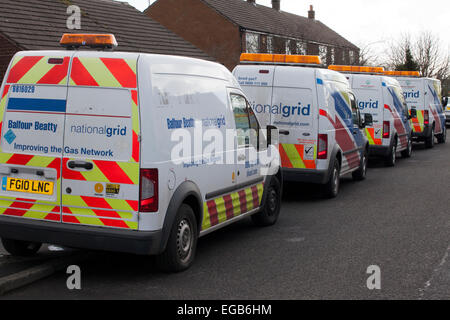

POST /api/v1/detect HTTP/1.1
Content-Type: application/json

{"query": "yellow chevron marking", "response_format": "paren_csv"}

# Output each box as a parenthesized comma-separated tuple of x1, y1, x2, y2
(78, 58, 121, 88)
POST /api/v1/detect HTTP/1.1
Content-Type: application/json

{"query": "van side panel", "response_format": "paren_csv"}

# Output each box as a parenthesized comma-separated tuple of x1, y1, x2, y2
(426, 79, 445, 135)
(61, 52, 140, 230)
(0, 52, 72, 223)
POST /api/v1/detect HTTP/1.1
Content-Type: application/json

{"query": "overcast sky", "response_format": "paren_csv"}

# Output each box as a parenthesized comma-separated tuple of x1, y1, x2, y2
(123, 0, 449, 60)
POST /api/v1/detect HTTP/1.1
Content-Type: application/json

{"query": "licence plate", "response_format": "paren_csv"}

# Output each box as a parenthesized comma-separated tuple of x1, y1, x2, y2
(1, 177, 54, 195)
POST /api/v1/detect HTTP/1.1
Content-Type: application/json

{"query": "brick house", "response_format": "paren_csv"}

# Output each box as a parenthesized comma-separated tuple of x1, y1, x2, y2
(0, 0, 213, 82)
(146, 0, 360, 70)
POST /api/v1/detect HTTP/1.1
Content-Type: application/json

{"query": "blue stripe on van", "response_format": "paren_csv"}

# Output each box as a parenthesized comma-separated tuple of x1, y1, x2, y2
(317, 78, 323, 85)
(7, 98, 67, 113)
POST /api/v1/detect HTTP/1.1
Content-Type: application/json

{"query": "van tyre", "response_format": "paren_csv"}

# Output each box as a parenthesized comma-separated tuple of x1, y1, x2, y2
(1, 238, 41, 256)
(324, 159, 340, 198)
(425, 127, 435, 148)
(352, 150, 368, 181)
(251, 177, 281, 227)
(156, 204, 198, 273)
(437, 126, 446, 144)
(401, 136, 413, 158)
(385, 141, 397, 167)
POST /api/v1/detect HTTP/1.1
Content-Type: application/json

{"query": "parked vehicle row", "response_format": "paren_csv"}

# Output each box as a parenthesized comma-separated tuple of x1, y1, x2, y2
(0, 34, 446, 272)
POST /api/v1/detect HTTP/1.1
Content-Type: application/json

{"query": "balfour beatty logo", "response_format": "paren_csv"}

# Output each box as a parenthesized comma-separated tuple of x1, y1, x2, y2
(403, 90, 420, 99)
(358, 100, 379, 110)
(250, 102, 311, 118)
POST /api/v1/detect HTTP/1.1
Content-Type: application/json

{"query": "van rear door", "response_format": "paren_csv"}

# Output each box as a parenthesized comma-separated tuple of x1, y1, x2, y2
(273, 67, 318, 170)
(0, 52, 72, 222)
(61, 52, 140, 230)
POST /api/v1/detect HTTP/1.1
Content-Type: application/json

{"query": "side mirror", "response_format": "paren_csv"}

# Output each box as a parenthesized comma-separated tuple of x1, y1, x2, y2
(363, 114, 373, 127)
(410, 108, 417, 119)
(442, 97, 448, 108)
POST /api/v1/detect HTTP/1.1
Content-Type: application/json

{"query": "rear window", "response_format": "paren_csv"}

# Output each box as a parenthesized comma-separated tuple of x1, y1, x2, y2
(63, 87, 133, 161)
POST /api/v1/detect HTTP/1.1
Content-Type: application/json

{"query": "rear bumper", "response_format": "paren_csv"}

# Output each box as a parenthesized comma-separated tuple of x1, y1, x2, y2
(412, 125, 432, 139)
(368, 145, 390, 158)
(0, 216, 162, 255)
(282, 168, 329, 184)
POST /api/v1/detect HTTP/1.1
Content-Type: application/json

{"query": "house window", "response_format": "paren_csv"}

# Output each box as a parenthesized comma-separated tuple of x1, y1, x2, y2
(246, 32, 259, 53)
(329, 47, 335, 65)
(286, 40, 292, 55)
(296, 41, 306, 55)
(349, 50, 355, 65)
(319, 45, 327, 64)
(267, 36, 274, 54)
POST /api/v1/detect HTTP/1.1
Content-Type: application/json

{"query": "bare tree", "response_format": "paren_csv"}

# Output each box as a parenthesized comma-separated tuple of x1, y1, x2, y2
(384, 31, 450, 81)
(357, 41, 384, 66)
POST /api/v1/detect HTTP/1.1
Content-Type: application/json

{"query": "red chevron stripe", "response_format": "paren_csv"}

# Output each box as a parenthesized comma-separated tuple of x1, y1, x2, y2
(126, 200, 139, 212)
(251, 186, 259, 208)
(278, 144, 293, 168)
(207, 200, 219, 226)
(238, 190, 247, 214)
(94, 160, 134, 185)
(2, 85, 10, 99)
(131, 90, 138, 106)
(62, 206, 81, 224)
(132, 131, 140, 162)
(70, 58, 99, 86)
(2, 200, 36, 217)
(7, 56, 43, 83)
(46, 158, 61, 180)
(6, 154, 33, 165)
(100, 58, 137, 88)
(223, 194, 234, 220)
(44, 206, 61, 221)
(37, 57, 70, 85)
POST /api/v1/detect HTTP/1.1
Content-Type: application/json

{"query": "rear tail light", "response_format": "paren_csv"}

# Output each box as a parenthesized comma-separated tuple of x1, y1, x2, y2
(318, 134, 328, 160)
(424, 110, 429, 125)
(383, 121, 390, 139)
(139, 169, 158, 212)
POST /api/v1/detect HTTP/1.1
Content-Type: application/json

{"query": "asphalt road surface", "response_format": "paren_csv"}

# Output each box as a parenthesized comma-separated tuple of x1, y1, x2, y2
(1, 141, 449, 300)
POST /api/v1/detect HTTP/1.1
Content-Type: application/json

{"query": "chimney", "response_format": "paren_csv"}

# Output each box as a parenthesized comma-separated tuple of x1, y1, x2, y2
(272, 0, 280, 11)
(308, 5, 315, 19)
(247, 0, 256, 4)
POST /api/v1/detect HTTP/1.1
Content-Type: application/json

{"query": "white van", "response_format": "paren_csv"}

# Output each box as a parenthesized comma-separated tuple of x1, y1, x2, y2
(233, 54, 371, 198)
(0, 34, 282, 272)
(329, 66, 415, 166)
(388, 72, 447, 147)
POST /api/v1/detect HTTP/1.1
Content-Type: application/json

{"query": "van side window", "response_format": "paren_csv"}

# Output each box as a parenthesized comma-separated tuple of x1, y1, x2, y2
(349, 92, 359, 126)
(230, 94, 251, 147)
(248, 104, 266, 150)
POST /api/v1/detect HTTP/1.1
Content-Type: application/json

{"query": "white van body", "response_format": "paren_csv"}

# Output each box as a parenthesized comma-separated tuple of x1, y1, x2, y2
(0, 50, 282, 270)
(346, 74, 414, 163)
(445, 97, 450, 124)
(394, 77, 446, 146)
(233, 64, 370, 197)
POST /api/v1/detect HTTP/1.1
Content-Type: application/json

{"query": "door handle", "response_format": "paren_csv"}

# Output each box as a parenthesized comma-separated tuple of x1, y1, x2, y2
(68, 161, 93, 170)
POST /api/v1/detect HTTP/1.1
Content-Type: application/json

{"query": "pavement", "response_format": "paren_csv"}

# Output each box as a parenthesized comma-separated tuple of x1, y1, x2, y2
(0, 141, 449, 300)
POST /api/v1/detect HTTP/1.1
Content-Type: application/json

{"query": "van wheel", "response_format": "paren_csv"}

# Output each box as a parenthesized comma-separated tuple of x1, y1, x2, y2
(425, 127, 435, 148)
(385, 142, 397, 167)
(437, 126, 446, 144)
(251, 177, 281, 227)
(1, 238, 42, 257)
(324, 159, 340, 198)
(352, 151, 368, 181)
(401, 136, 413, 158)
(156, 204, 198, 273)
